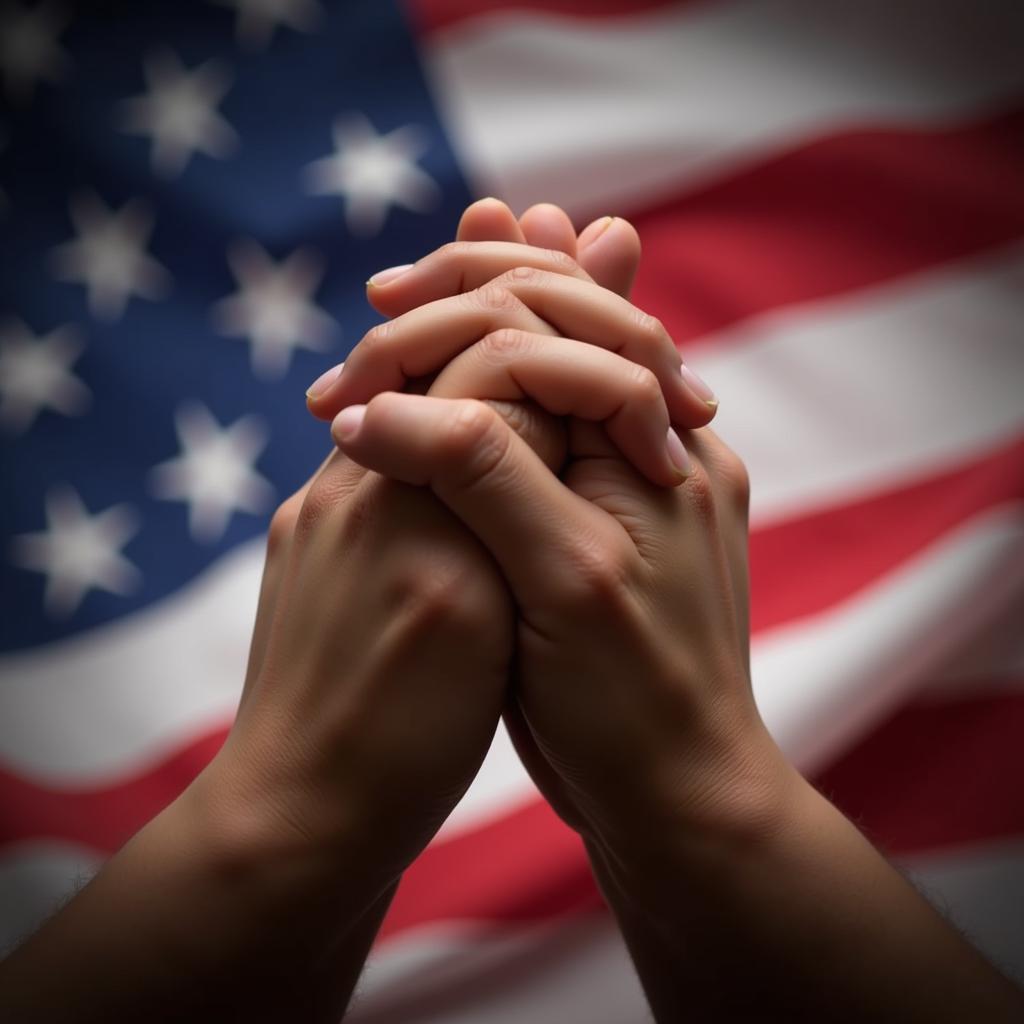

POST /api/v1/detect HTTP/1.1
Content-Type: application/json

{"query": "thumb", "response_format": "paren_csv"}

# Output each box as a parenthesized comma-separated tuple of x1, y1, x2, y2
(331, 393, 623, 611)
(576, 216, 641, 299)
(456, 197, 527, 244)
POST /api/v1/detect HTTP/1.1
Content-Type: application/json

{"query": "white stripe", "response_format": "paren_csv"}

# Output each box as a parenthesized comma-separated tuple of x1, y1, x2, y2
(698, 244, 1024, 527)
(352, 915, 648, 1023)
(0, 842, 101, 957)
(0, 540, 259, 783)
(754, 505, 1024, 773)
(2, 250, 1021, 784)
(425, 0, 1024, 217)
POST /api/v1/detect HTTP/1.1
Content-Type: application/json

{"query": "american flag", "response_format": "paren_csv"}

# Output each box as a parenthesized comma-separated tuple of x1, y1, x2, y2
(2, 0, 1023, 1017)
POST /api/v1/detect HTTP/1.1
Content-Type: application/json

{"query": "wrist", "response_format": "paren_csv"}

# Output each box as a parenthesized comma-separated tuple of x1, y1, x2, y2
(186, 735, 399, 924)
(582, 717, 803, 915)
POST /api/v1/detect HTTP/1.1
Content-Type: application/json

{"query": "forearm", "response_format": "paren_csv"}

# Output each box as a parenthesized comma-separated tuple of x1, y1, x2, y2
(587, 736, 1024, 1023)
(0, 759, 395, 1023)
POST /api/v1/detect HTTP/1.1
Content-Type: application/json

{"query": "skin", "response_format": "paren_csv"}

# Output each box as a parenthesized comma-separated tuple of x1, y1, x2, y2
(2, 200, 1021, 1023)
(0, 202, 671, 1022)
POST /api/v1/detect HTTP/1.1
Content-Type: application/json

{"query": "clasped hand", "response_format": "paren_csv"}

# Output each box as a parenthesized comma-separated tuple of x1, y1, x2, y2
(209, 199, 777, 913)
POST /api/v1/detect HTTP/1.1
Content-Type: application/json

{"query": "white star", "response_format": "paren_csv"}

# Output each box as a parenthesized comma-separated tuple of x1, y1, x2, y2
(211, 0, 324, 50)
(0, 1, 70, 102)
(304, 114, 441, 237)
(50, 190, 172, 321)
(10, 486, 140, 618)
(149, 402, 274, 544)
(211, 240, 337, 379)
(0, 318, 90, 433)
(118, 49, 237, 178)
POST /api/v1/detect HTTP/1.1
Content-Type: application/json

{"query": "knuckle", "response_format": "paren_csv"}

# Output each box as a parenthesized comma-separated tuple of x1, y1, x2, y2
(696, 430, 750, 513)
(627, 364, 664, 408)
(294, 473, 355, 541)
(553, 534, 637, 615)
(684, 462, 717, 523)
(266, 495, 300, 555)
(358, 318, 395, 355)
(441, 400, 510, 486)
(336, 480, 376, 542)
(480, 327, 533, 360)
(502, 264, 545, 286)
(719, 447, 751, 510)
(542, 248, 580, 275)
(294, 483, 331, 540)
(468, 283, 523, 316)
(442, 399, 505, 468)
(632, 308, 669, 347)
(390, 553, 497, 639)
(438, 240, 473, 264)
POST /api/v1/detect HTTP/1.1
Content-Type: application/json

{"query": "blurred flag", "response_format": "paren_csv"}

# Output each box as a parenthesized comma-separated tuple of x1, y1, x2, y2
(1, 0, 1023, 1018)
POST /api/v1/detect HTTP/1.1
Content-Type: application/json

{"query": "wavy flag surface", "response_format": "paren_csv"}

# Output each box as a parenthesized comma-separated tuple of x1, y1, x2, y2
(1, 1, 1023, 1017)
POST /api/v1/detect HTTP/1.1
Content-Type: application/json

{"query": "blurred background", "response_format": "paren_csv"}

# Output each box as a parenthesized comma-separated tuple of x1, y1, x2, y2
(1, 0, 1022, 1018)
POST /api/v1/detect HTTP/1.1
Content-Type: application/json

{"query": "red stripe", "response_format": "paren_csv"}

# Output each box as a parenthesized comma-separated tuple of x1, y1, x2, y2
(406, 0, 696, 35)
(749, 435, 1024, 634)
(380, 798, 601, 940)
(630, 108, 1024, 347)
(814, 690, 1024, 856)
(0, 727, 229, 853)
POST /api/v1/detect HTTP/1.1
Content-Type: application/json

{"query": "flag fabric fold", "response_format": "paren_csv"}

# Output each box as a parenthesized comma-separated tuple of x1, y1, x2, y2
(1, 1, 1022, 1016)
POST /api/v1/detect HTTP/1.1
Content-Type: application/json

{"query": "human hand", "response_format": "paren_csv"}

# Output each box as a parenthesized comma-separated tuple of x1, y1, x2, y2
(204, 201, 659, 898)
(0, 204, 673, 1024)
(328, 282, 770, 859)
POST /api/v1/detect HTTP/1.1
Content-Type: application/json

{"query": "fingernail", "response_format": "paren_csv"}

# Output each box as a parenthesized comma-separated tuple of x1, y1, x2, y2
(680, 363, 717, 408)
(578, 216, 615, 248)
(665, 427, 692, 478)
(367, 264, 414, 287)
(305, 362, 343, 400)
(332, 405, 367, 442)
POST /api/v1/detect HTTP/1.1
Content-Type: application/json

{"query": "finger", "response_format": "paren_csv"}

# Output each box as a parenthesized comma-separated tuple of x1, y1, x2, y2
(307, 284, 555, 419)
(365, 241, 594, 319)
(687, 428, 752, 673)
(519, 203, 578, 258)
(576, 216, 642, 300)
(491, 268, 717, 426)
(457, 197, 527, 244)
(569, 213, 643, 457)
(429, 330, 688, 487)
(331, 393, 624, 610)
(454, 201, 567, 474)
(319, 268, 716, 428)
